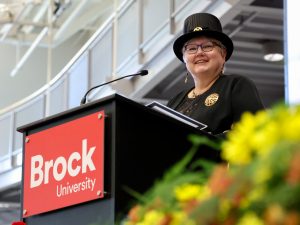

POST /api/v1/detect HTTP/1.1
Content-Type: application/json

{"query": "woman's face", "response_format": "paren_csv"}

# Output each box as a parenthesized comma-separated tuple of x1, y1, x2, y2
(182, 36, 226, 77)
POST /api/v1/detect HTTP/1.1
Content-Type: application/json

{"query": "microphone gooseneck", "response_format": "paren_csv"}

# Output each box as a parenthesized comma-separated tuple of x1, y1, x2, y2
(80, 70, 149, 105)
(139, 70, 148, 76)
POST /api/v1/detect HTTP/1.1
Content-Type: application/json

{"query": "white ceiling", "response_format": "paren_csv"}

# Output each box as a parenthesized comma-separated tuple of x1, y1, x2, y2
(0, 0, 114, 46)
(0, 0, 115, 109)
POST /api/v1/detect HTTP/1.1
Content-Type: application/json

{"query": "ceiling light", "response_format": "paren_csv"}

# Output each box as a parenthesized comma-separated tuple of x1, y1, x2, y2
(263, 41, 284, 62)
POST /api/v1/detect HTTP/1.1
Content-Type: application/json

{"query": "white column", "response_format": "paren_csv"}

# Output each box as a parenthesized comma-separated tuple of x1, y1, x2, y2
(285, 1, 300, 104)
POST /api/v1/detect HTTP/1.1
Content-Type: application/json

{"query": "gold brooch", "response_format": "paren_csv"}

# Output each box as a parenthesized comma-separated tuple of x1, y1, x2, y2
(193, 27, 202, 32)
(205, 93, 219, 106)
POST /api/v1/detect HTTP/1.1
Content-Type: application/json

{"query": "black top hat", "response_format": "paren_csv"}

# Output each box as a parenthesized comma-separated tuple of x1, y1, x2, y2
(173, 13, 233, 62)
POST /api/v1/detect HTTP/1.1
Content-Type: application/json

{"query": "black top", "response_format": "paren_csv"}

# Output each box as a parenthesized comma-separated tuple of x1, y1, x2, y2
(167, 74, 264, 135)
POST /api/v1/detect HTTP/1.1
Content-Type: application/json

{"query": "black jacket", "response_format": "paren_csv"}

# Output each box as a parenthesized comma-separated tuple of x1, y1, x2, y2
(167, 74, 264, 135)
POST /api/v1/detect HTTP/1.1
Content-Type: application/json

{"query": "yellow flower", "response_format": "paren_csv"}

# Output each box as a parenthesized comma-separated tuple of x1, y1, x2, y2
(222, 111, 268, 165)
(170, 211, 196, 225)
(253, 162, 272, 185)
(252, 120, 279, 156)
(236, 212, 265, 225)
(280, 107, 300, 141)
(222, 106, 300, 165)
(222, 140, 252, 165)
(240, 186, 266, 209)
(218, 199, 232, 221)
(174, 184, 210, 202)
(136, 210, 165, 225)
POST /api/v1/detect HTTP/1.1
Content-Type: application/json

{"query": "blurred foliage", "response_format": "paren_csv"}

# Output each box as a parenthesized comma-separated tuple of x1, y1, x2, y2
(123, 104, 300, 225)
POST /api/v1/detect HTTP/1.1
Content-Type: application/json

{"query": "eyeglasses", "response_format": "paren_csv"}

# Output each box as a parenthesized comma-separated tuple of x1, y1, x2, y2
(183, 41, 223, 54)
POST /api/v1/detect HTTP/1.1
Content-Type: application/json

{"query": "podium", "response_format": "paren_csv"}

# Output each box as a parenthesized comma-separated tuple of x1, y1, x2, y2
(17, 94, 219, 225)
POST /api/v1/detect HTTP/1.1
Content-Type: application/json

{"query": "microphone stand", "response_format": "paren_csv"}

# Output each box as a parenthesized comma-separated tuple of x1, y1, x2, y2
(80, 70, 148, 105)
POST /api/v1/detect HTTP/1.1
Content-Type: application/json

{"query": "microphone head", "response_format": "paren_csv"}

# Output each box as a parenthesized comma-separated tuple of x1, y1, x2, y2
(140, 70, 148, 76)
(80, 96, 87, 105)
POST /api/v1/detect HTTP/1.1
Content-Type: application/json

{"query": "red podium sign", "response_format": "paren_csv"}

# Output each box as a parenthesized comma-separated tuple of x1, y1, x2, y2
(23, 111, 105, 218)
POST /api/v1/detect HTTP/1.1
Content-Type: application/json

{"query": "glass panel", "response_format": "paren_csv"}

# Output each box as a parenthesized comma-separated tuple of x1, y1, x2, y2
(174, 0, 186, 10)
(143, 0, 170, 38)
(173, 0, 212, 35)
(68, 53, 89, 108)
(117, 0, 127, 7)
(90, 29, 113, 87)
(12, 152, 23, 167)
(0, 115, 12, 158)
(0, 158, 11, 173)
(14, 97, 44, 151)
(117, 2, 138, 68)
(49, 79, 67, 116)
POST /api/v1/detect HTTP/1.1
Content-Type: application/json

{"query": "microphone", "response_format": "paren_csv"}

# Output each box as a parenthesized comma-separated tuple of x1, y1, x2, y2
(80, 69, 149, 105)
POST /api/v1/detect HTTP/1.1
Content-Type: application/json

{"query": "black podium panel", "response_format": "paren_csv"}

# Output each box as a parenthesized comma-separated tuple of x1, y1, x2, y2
(18, 94, 219, 225)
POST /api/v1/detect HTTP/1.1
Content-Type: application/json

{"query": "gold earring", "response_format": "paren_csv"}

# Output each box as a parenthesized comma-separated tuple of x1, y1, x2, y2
(221, 64, 225, 74)
(185, 73, 188, 84)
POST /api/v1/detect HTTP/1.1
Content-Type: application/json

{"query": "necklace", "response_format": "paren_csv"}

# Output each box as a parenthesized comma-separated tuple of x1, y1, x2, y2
(177, 95, 200, 115)
(192, 89, 199, 98)
(191, 74, 221, 98)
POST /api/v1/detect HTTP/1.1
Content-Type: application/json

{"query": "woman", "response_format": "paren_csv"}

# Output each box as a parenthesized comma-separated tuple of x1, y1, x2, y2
(167, 13, 264, 136)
